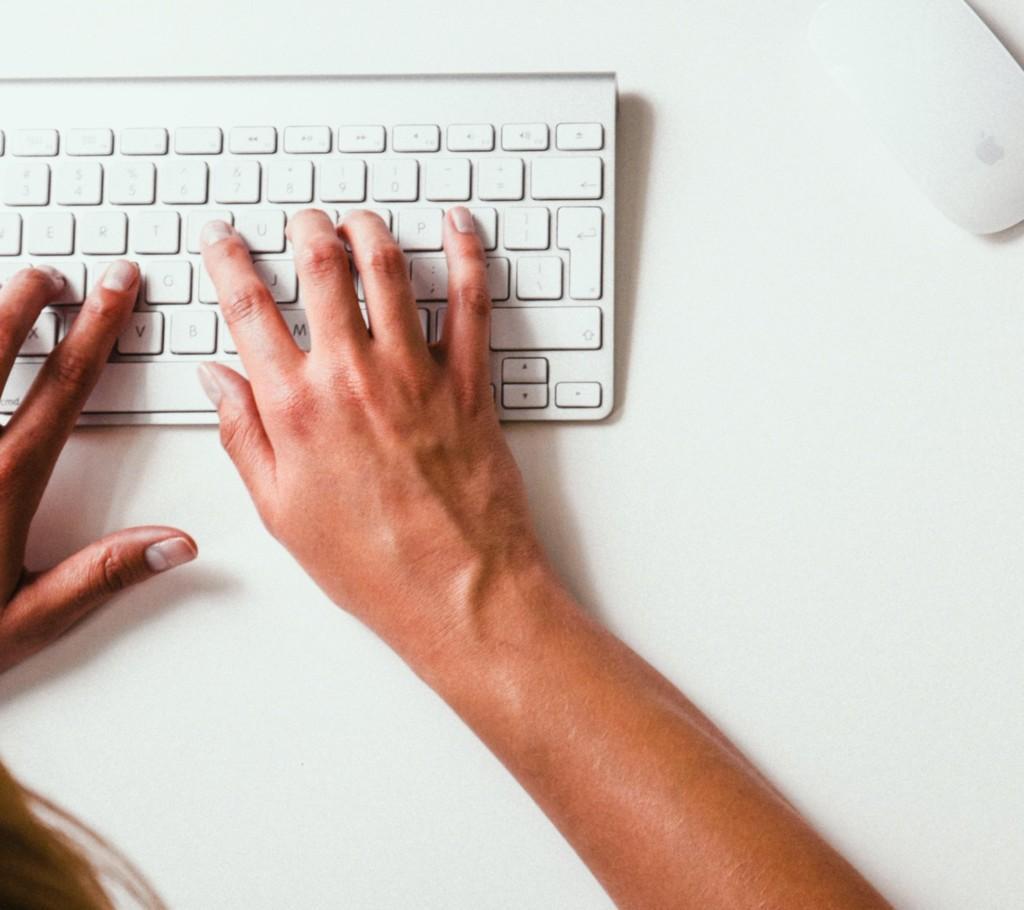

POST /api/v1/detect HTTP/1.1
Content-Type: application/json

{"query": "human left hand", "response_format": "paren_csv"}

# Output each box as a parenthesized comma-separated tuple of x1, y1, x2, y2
(0, 262, 196, 674)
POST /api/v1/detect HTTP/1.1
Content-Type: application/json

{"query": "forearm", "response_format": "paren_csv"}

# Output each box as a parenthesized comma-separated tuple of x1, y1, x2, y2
(405, 564, 892, 910)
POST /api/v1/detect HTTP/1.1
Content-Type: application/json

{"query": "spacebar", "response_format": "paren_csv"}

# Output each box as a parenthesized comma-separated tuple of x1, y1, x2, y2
(0, 362, 239, 414)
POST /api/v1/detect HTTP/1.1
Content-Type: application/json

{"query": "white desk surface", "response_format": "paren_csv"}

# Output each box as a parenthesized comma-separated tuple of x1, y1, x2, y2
(1, 1, 1022, 907)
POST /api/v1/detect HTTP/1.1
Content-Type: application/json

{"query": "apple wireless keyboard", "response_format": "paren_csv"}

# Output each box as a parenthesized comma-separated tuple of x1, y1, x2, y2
(0, 73, 616, 424)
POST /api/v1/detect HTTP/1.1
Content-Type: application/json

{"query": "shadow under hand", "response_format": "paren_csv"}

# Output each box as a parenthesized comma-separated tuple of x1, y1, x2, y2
(1, 426, 240, 702)
(0, 565, 238, 704)
(507, 92, 655, 621)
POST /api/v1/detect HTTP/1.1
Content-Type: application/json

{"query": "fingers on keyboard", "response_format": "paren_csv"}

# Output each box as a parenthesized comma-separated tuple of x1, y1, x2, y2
(340, 210, 426, 358)
(286, 209, 366, 355)
(441, 208, 491, 388)
(199, 224, 303, 379)
(3, 261, 139, 461)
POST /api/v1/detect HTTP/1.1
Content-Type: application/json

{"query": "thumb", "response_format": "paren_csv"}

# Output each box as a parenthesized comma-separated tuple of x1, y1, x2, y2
(0, 527, 196, 673)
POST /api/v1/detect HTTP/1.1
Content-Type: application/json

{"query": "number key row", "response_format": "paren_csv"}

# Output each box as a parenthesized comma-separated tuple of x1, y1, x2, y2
(0, 156, 603, 207)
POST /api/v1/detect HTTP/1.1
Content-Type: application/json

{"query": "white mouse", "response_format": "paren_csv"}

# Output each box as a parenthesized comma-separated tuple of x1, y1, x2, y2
(810, 0, 1024, 234)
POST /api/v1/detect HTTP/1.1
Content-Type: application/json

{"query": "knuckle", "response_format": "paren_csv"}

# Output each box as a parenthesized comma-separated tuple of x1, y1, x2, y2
(364, 244, 407, 282)
(46, 344, 97, 392)
(222, 283, 271, 326)
(453, 281, 491, 318)
(81, 287, 131, 326)
(97, 549, 134, 596)
(218, 410, 256, 456)
(298, 236, 348, 280)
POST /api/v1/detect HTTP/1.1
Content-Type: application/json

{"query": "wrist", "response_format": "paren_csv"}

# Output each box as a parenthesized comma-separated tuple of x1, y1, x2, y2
(395, 551, 581, 699)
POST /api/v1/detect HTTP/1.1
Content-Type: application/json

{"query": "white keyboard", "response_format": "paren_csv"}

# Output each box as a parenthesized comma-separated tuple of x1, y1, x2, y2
(0, 74, 616, 424)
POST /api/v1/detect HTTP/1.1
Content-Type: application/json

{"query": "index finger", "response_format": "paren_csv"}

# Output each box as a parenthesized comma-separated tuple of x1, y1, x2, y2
(200, 220, 304, 384)
(2, 261, 139, 470)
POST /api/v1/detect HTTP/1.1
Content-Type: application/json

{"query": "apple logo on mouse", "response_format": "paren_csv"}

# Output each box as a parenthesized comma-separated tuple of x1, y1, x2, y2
(976, 132, 1006, 166)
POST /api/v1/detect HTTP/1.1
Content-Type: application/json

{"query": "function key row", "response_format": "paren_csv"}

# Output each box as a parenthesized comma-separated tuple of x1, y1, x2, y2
(0, 123, 603, 158)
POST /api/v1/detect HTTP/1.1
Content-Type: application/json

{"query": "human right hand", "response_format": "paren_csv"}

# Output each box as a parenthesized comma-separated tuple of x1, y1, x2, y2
(197, 208, 549, 665)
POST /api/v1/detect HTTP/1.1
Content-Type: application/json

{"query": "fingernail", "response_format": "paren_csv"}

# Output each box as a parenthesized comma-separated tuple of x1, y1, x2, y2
(201, 219, 234, 247)
(144, 537, 197, 573)
(449, 206, 477, 234)
(34, 265, 66, 292)
(197, 363, 224, 406)
(102, 260, 138, 292)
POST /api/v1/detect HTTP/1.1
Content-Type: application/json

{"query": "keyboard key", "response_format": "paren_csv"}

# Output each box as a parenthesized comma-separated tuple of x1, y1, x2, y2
(2, 360, 228, 413)
(410, 257, 448, 300)
(556, 123, 604, 151)
(502, 384, 549, 409)
(372, 160, 419, 202)
(235, 210, 286, 253)
(501, 123, 548, 151)
(117, 313, 164, 354)
(108, 162, 156, 205)
(132, 212, 180, 254)
(80, 211, 128, 255)
(53, 162, 103, 205)
(393, 125, 440, 153)
(175, 127, 223, 155)
(229, 127, 277, 154)
(398, 208, 443, 250)
(20, 313, 57, 355)
(160, 160, 209, 204)
(212, 160, 261, 204)
(503, 207, 549, 250)
(446, 124, 494, 152)
(556, 206, 603, 299)
(282, 309, 311, 351)
(424, 158, 471, 201)
(477, 158, 523, 201)
(531, 157, 602, 200)
(120, 128, 168, 156)
(338, 126, 385, 153)
(3, 163, 50, 206)
(10, 129, 59, 157)
(491, 306, 600, 351)
(502, 357, 548, 383)
(516, 256, 562, 299)
(170, 310, 217, 354)
(144, 261, 192, 304)
(24, 213, 75, 255)
(468, 207, 497, 249)
(423, 258, 510, 302)
(267, 160, 314, 203)
(255, 260, 298, 302)
(187, 210, 233, 253)
(284, 126, 331, 154)
(66, 128, 114, 156)
(0, 214, 21, 255)
(50, 261, 87, 305)
(319, 159, 367, 202)
(555, 381, 602, 408)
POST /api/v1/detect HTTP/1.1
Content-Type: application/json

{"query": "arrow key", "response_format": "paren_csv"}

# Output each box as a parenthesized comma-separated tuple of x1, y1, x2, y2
(502, 383, 549, 409)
